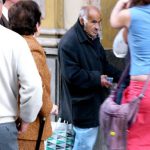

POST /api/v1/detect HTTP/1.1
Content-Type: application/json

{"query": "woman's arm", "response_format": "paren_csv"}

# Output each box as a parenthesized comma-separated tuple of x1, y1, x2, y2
(110, 0, 131, 28)
(123, 27, 128, 44)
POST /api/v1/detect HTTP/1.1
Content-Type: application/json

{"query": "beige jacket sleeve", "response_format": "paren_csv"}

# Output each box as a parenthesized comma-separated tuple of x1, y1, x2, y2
(16, 38, 43, 123)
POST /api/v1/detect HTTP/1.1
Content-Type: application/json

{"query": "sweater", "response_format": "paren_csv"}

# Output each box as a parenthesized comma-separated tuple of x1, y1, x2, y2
(0, 25, 43, 123)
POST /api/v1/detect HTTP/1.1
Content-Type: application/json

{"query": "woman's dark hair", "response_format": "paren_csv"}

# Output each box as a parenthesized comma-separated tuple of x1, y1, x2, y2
(9, 0, 41, 35)
(130, 0, 150, 7)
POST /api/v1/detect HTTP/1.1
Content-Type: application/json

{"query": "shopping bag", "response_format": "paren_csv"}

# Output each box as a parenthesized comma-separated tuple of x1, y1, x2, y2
(100, 90, 143, 150)
(99, 72, 150, 150)
(46, 118, 74, 150)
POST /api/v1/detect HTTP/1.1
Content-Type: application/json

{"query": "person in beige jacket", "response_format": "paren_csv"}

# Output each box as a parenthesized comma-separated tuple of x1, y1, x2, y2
(9, 1, 55, 149)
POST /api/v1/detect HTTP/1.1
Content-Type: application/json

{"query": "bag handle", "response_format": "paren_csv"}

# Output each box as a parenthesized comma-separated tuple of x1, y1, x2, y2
(116, 62, 150, 99)
(138, 75, 150, 99)
(35, 117, 46, 150)
(116, 62, 130, 89)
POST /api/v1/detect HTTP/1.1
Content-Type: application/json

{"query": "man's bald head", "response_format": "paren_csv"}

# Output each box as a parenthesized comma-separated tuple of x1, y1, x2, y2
(79, 6, 101, 22)
(79, 6, 102, 39)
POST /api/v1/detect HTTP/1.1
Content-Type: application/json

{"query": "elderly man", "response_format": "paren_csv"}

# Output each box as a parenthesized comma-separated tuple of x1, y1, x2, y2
(3, 0, 19, 20)
(0, 1, 43, 149)
(58, 5, 121, 150)
(0, 0, 8, 27)
(0, 0, 19, 27)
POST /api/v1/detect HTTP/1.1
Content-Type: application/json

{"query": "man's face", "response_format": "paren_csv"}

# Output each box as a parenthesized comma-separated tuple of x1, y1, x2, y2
(84, 9, 102, 39)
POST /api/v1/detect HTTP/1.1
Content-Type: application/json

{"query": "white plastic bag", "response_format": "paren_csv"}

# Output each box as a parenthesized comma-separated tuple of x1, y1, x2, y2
(113, 29, 128, 58)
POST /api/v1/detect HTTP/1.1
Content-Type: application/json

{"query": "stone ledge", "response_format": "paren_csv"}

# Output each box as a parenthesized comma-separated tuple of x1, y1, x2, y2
(37, 28, 66, 48)
(36, 37, 60, 48)
(40, 28, 66, 36)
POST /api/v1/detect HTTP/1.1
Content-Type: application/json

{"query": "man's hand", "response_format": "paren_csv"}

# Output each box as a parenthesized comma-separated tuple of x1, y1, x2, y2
(101, 75, 112, 88)
(51, 104, 58, 115)
(16, 118, 29, 134)
(19, 121, 29, 134)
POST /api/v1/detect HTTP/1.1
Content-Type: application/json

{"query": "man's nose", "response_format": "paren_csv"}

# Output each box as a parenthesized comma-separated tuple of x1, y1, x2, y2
(95, 23, 100, 30)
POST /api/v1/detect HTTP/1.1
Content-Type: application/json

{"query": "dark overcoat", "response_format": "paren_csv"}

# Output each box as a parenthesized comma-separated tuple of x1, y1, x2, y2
(0, 14, 9, 28)
(58, 20, 121, 128)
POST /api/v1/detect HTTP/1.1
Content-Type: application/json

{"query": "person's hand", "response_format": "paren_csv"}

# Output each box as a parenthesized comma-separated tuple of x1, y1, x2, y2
(100, 75, 112, 88)
(51, 104, 58, 115)
(18, 121, 29, 134)
(16, 118, 29, 134)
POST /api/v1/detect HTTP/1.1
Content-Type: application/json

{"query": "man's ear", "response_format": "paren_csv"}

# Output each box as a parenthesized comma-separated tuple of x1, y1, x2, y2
(79, 17, 84, 25)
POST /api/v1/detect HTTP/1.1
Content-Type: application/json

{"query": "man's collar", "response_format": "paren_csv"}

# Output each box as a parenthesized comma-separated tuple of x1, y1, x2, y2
(75, 19, 89, 43)
(2, 6, 8, 21)
(0, 14, 9, 28)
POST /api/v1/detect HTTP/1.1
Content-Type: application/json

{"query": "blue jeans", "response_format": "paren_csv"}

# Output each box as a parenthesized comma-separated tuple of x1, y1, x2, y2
(73, 126, 98, 150)
(0, 122, 18, 150)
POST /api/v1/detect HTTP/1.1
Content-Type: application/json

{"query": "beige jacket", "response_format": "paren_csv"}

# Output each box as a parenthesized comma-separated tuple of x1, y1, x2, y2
(18, 35, 52, 142)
